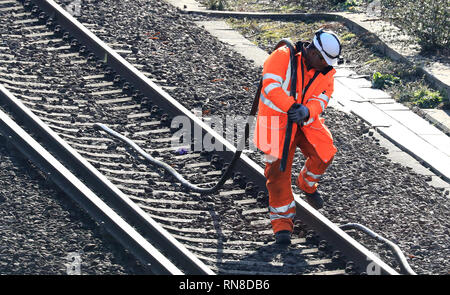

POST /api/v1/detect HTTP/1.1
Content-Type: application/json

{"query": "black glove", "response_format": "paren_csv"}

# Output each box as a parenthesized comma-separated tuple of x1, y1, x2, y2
(287, 103, 309, 123)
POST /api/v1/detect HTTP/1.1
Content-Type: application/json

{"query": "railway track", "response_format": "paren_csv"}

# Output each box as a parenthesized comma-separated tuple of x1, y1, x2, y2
(0, 0, 401, 275)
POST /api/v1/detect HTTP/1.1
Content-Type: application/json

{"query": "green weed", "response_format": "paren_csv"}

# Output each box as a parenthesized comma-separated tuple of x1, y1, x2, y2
(341, 32, 356, 41)
(207, 0, 227, 10)
(411, 88, 444, 108)
(372, 72, 400, 89)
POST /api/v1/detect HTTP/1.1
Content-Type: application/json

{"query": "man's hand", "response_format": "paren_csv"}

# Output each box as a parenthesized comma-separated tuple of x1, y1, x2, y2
(287, 104, 309, 123)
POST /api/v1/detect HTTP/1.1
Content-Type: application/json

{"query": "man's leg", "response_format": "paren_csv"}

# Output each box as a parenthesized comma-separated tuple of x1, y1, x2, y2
(264, 142, 297, 235)
(295, 130, 334, 203)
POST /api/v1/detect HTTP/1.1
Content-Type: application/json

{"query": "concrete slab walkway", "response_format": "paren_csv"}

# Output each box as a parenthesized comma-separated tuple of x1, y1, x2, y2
(165, 0, 450, 193)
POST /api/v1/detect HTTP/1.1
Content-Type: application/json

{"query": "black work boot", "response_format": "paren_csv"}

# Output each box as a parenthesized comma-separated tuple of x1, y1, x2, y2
(275, 230, 291, 245)
(304, 190, 324, 209)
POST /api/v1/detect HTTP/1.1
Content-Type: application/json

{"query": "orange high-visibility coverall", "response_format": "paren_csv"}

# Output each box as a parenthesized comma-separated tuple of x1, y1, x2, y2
(253, 44, 337, 233)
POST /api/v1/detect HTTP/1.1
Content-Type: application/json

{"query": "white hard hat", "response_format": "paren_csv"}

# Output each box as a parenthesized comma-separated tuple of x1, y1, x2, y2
(312, 29, 341, 66)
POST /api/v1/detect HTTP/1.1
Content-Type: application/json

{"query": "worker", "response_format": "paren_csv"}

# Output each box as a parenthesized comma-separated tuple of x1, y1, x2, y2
(253, 29, 341, 245)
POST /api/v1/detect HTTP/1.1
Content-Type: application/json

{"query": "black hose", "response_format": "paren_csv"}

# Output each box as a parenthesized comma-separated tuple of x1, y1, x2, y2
(94, 39, 293, 191)
(93, 78, 262, 195)
(94, 39, 299, 193)
(340, 223, 417, 275)
(278, 38, 297, 172)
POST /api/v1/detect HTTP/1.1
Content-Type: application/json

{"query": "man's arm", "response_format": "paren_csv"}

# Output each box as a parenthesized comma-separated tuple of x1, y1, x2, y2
(261, 47, 296, 113)
(305, 79, 334, 118)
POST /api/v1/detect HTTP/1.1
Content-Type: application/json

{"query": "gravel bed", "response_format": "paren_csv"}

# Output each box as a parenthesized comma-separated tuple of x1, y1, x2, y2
(1, 2, 334, 275)
(2, 0, 445, 275)
(53, 0, 450, 274)
(0, 130, 147, 274)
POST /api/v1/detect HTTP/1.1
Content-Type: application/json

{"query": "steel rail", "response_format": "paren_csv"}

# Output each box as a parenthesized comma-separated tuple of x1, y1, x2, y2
(19, 0, 400, 274)
(0, 0, 216, 275)
(340, 223, 416, 275)
(0, 85, 182, 275)
(0, 86, 214, 274)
